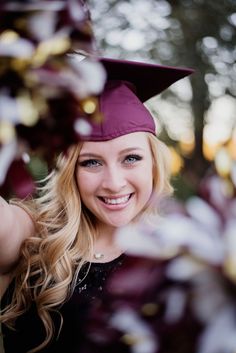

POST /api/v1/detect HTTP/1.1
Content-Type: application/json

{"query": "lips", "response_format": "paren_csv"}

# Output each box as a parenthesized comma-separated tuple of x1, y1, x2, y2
(98, 193, 133, 205)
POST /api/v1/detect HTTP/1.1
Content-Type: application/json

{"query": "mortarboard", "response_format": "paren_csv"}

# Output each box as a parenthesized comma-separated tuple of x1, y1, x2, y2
(82, 57, 194, 141)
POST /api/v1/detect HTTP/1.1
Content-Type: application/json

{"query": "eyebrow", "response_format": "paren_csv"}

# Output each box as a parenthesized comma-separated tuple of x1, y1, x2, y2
(79, 147, 144, 158)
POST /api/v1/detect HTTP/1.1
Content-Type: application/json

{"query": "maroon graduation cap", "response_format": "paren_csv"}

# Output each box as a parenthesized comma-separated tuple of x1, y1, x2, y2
(82, 57, 194, 141)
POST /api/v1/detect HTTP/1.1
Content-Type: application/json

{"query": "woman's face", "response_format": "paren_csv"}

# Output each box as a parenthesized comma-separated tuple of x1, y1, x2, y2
(76, 132, 153, 234)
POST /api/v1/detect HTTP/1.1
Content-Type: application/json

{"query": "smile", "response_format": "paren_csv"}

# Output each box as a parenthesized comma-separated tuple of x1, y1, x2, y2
(99, 193, 133, 205)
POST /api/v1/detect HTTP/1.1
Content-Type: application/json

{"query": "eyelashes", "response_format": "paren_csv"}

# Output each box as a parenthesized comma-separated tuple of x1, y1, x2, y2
(78, 159, 101, 168)
(78, 154, 143, 168)
(124, 154, 143, 164)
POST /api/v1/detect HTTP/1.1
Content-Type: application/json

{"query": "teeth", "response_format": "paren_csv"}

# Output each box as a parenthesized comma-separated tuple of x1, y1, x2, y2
(103, 195, 130, 205)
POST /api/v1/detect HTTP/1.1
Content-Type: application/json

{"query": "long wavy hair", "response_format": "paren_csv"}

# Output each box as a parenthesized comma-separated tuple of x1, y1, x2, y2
(0, 132, 173, 352)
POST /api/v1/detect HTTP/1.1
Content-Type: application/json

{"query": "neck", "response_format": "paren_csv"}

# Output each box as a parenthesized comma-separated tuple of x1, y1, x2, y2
(95, 222, 118, 242)
(92, 224, 123, 262)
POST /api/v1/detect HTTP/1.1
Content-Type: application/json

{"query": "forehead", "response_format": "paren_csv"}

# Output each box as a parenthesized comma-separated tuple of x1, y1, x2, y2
(79, 132, 150, 154)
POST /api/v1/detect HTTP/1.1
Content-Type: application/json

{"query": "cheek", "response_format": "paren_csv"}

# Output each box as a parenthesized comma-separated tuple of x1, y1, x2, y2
(76, 172, 92, 196)
(136, 163, 153, 194)
(146, 157, 154, 182)
(76, 171, 102, 203)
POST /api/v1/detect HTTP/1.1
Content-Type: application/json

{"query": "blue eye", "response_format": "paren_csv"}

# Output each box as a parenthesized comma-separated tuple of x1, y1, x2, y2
(124, 154, 142, 164)
(79, 159, 101, 168)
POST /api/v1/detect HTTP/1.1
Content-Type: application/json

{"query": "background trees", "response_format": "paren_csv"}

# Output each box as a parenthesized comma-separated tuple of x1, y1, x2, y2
(89, 0, 236, 198)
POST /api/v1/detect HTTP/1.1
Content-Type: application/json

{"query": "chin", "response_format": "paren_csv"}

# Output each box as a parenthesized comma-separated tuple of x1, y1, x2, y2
(109, 217, 135, 228)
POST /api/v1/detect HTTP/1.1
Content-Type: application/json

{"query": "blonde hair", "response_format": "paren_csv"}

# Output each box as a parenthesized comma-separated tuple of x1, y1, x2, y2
(0, 133, 172, 352)
(147, 133, 173, 210)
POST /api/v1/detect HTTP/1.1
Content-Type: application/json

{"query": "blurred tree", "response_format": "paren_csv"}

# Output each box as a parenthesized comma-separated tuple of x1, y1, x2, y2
(88, 0, 236, 195)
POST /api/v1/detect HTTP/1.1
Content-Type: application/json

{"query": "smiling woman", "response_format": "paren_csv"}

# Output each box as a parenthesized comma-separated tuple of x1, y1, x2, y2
(0, 56, 193, 353)
(76, 132, 153, 235)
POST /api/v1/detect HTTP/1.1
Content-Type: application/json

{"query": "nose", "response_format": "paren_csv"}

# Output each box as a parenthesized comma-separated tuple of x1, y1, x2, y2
(101, 165, 127, 193)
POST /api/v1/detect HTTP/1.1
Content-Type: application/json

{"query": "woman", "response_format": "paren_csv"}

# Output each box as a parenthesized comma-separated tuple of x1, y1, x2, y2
(0, 57, 193, 353)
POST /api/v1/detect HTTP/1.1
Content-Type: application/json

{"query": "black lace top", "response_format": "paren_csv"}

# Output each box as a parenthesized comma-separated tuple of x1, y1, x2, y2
(2, 255, 125, 353)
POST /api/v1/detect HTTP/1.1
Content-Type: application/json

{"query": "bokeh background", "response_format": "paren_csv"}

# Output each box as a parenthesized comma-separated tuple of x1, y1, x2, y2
(89, 0, 236, 199)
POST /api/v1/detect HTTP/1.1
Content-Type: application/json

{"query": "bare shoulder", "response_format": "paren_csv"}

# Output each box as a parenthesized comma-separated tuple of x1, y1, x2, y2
(10, 201, 35, 235)
(0, 198, 36, 275)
